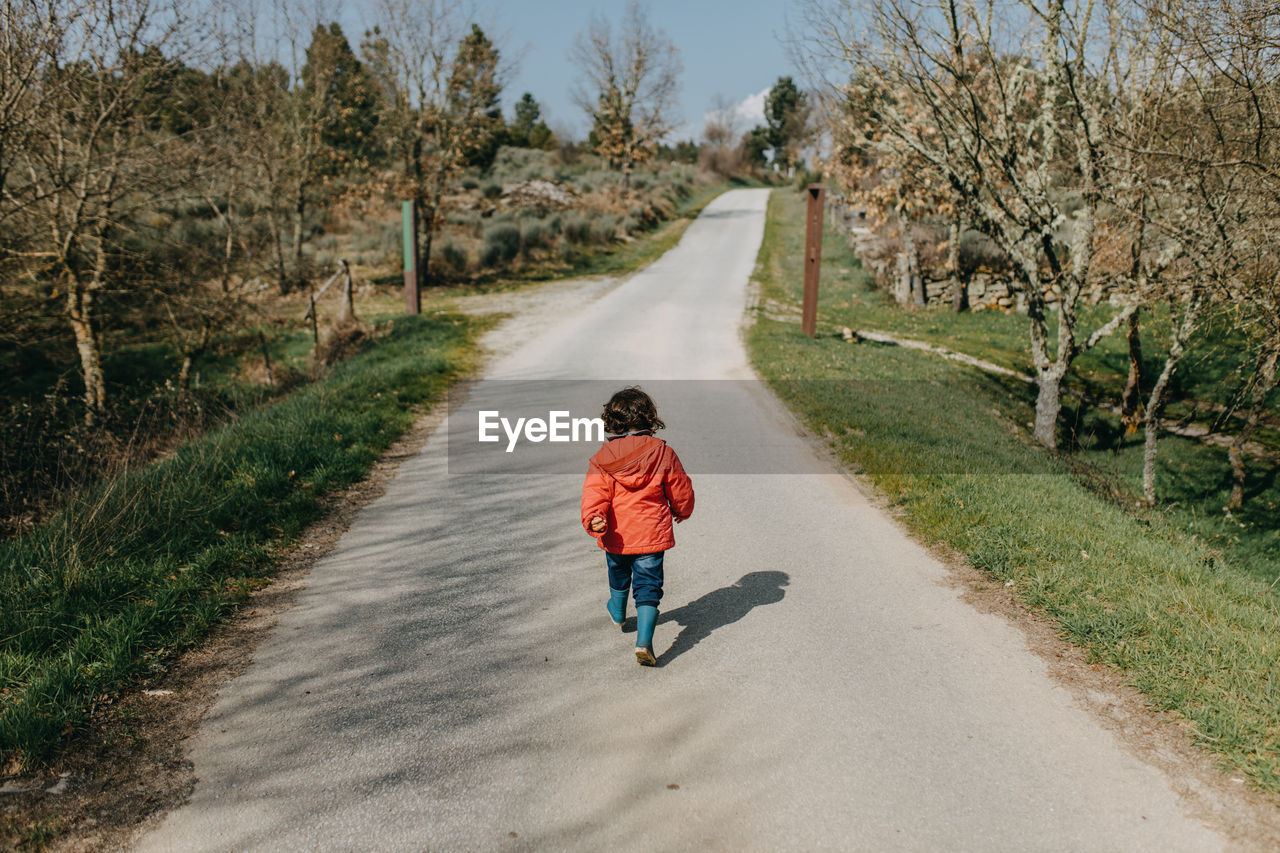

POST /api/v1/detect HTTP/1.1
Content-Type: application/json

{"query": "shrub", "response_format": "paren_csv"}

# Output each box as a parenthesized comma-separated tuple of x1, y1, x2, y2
(521, 221, 547, 254)
(590, 215, 618, 244)
(793, 166, 824, 191)
(446, 210, 480, 228)
(482, 183, 502, 199)
(437, 241, 468, 273)
(479, 244, 503, 268)
(957, 229, 1010, 275)
(562, 216, 587, 244)
(556, 237, 575, 262)
(483, 223, 521, 264)
(621, 216, 640, 235)
(547, 214, 563, 236)
(461, 178, 480, 190)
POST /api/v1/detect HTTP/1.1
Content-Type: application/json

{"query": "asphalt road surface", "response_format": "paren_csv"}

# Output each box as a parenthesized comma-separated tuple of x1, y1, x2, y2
(136, 189, 1226, 851)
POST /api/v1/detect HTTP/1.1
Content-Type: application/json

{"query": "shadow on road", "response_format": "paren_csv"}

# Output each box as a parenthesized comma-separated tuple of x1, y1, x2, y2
(655, 571, 790, 667)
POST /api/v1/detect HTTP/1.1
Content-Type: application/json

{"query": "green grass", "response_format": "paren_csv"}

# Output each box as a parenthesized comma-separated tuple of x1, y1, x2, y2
(0, 312, 483, 768)
(749, 188, 1280, 793)
(806, 211, 1276, 437)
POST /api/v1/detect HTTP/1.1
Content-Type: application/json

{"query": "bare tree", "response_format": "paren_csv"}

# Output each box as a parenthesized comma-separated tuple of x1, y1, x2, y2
(364, 0, 502, 286)
(699, 93, 745, 177)
(806, 0, 1141, 449)
(3, 0, 196, 424)
(570, 0, 681, 188)
(1129, 0, 1280, 505)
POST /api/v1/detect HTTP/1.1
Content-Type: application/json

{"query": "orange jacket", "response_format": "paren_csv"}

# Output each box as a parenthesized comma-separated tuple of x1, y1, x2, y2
(581, 434, 695, 554)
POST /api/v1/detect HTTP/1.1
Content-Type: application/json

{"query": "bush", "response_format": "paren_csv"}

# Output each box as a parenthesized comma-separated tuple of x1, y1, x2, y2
(957, 229, 1010, 274)
(461, 178, 480, 190)
(590, 215, 618, 244)
(482, 183, 502, 199)
(479, 244, 503, 268)
(562, 216, 587, 244)
(547, 214, 563, 236)
(521, 221, 547, 254)
(621, 216, 640, 235)
(556, 237, 575, 262)
(482, 223, 521, 264)
(437, 241, 468, 273)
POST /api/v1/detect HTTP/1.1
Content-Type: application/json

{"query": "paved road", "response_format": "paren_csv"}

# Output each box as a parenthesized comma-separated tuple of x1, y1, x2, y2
(136, 189, 1225, 851)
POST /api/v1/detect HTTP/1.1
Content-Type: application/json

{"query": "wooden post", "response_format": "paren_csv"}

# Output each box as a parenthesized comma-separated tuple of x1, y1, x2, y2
(338, 258, 356, 326)
(802, 183, 825, 338)
(402, 200, 420, 315)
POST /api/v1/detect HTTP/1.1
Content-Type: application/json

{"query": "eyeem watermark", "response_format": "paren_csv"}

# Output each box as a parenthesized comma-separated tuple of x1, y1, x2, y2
(478, 410, 605, 452)
(449, 379, 1011, 475)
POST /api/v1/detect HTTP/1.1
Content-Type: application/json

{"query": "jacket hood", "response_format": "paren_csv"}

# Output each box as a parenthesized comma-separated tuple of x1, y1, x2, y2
(590, 434, 666, 489)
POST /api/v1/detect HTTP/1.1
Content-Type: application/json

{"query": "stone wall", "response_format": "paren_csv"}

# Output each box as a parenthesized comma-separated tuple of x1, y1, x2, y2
(828, 197, 1098, 312)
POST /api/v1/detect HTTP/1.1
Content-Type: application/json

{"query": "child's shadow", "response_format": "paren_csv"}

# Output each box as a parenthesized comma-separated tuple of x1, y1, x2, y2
(649, 571, 790, 667)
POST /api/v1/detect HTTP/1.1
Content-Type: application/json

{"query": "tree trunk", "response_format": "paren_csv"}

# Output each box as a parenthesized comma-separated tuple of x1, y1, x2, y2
(1120, 308, 1143, 436)
(271, 214, 289, 294)
(948, 219, 968, 312)
(291, 183, 305, 268)
(897, 207, 921, 306)
(1033, 371, 1062, 450)
(1227, 341, 1279, 510)
(177, 322, 211, 395)
(1141, 297, 1203, 505)
(66, 279, 107, 424)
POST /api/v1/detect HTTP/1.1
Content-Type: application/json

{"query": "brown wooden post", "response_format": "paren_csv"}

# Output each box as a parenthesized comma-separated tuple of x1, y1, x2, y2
(338, 258, 356, 326)
(802, 183, 825, 337)
(402, 201, 420, 315)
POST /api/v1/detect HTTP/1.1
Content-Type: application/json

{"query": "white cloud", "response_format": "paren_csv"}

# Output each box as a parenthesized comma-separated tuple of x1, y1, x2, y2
(732, 88, 768, 127)
(694, 87, 769, 141)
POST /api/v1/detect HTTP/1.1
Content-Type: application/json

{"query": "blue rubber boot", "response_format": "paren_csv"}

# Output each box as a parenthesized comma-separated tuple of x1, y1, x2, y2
(634, 605, 658, 666)
(607, 587, 628, 629)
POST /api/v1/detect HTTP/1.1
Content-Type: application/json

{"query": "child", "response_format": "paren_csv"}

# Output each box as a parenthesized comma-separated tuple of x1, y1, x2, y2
(581, 387, 695, 666)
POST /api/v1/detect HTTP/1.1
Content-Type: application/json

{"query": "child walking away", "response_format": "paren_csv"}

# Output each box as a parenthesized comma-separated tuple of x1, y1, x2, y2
(582, 387, 694, 666)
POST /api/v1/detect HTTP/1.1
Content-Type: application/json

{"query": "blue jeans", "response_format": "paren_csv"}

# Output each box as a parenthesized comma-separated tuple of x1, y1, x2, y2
(606, 552, 665, 608)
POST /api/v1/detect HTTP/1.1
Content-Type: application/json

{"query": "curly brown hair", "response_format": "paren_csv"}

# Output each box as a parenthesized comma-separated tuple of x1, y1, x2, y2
(601, 386, 665, 435)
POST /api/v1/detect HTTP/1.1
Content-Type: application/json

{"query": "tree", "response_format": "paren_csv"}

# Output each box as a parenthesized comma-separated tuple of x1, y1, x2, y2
(810, 0, 1140, 449)
(456, 25, 505, 170)
(699, 94, 745, 177)
(763, 76, 810, 175)
(301, 23, 380, 161)
(364, 3, 504, 286)
(742, 126, 771, 173)
(2, 0, 195, 423)
(508, 92, 555, 149)
(571, 1, 682, 187)
(1100, 0, 1280, 505)
(269, 21, 377, 291)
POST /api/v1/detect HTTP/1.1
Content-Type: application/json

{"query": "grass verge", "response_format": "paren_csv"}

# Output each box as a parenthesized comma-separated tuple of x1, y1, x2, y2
(748, 188, 1280, 794)
(0, 312, 483, 769)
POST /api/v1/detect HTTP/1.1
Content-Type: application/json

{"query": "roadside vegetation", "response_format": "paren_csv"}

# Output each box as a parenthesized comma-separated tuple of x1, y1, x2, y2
(750, 188, 1280, 793)
(799, 0, 1278, 512)
(0, 312, 482, 769)
(0, 0, 745, 538)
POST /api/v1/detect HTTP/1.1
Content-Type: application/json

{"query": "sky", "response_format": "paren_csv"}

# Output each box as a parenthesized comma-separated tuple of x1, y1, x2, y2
(341, 0, 800, 143)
